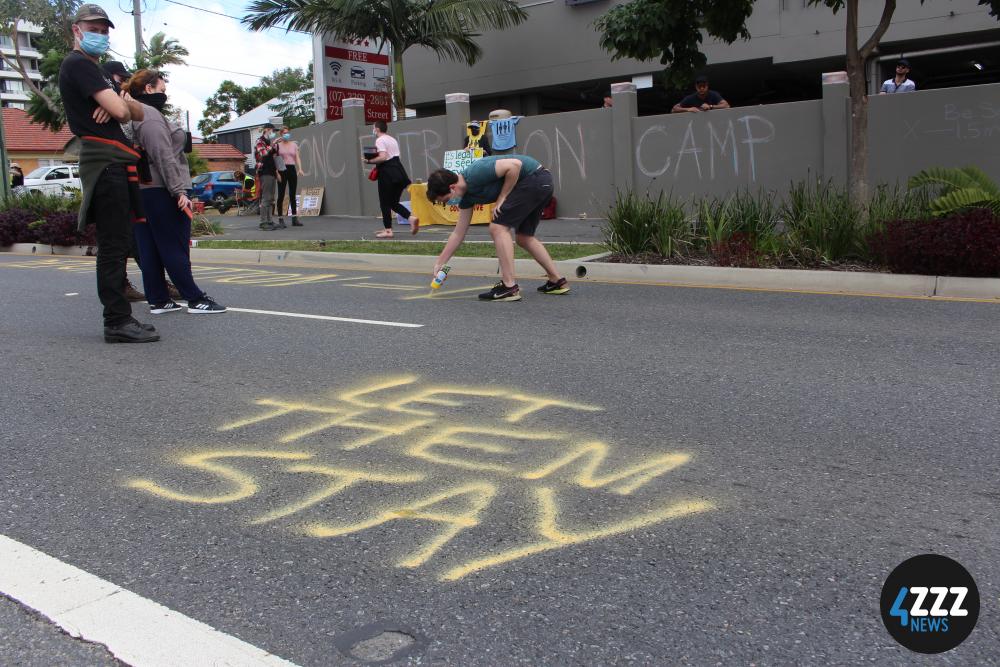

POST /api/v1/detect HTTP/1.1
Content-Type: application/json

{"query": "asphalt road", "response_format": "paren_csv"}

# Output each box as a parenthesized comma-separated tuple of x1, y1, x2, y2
(0, 254, 997, 666)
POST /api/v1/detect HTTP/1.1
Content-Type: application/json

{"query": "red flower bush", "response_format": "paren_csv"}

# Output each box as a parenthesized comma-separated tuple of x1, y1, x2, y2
(869, 209, 1000, 277)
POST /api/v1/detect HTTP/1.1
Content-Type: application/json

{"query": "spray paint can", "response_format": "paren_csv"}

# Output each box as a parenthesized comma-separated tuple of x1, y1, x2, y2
(430, 265, 451, 289)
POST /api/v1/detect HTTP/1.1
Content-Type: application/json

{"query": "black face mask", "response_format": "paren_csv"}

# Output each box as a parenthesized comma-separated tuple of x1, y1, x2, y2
(137, 92, 168, 111)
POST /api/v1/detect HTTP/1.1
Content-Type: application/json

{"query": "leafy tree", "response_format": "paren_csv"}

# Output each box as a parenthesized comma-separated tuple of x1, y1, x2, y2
(134, 31, 189, 71)
(594, 0, 753, 90)
(596, 0, 1000, 206)
(198, 67, 312, 139)
(243, 0, 529, 114)
(1, 0, 79, 121)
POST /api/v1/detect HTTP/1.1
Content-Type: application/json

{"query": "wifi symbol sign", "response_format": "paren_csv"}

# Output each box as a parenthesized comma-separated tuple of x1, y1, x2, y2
(330, 61, 343, 76)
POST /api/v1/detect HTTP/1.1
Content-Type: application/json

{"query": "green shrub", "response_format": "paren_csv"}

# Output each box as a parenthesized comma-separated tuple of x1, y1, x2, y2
(781, 180, 862, 262)
(908, 166, 1000, 217)
(2, 189, 80, 216)
(603, 190, 690, 257)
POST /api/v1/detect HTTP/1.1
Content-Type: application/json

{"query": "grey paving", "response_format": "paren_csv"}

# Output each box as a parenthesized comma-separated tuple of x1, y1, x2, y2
(0, 255, 997, 666)
(0, 595, 122, 666)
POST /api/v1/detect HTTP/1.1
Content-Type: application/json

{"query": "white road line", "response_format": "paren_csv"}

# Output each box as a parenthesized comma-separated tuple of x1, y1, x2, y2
(65, 292, 79, 296)
(227, 307, 423, 328)
(0, 534, 300, 667)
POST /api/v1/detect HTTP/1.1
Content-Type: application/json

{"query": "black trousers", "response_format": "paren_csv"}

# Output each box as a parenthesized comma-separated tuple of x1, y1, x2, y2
(377, 177, 410, 229)
(92, 164, 133, 326)
(276, 167, 298, 216)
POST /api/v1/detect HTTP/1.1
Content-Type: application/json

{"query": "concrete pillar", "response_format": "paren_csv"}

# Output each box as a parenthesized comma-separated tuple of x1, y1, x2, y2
(342, 97, 367, 215)
(610, 81, 637, 192)
(445, 93, 471, 151)
(821, 72, 850, 187)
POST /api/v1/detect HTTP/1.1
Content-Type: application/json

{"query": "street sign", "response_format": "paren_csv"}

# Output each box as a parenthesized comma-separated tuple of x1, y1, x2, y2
(316, 36, 392, 124)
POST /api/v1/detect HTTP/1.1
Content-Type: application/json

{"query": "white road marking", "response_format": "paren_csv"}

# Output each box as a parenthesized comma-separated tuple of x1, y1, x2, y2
(65, 292, 79, 296)
(0, 534, 300, 667)
(227, 307, 423, 328)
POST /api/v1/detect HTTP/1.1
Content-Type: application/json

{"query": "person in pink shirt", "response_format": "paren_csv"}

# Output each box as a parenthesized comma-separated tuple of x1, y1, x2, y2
(276, 125, 302, 227)
(363, 120, 418, 238)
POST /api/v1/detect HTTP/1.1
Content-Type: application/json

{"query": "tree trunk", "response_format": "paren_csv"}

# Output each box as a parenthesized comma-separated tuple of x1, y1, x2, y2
(392, 50, 406, 121)
(845, 0, 897, 208)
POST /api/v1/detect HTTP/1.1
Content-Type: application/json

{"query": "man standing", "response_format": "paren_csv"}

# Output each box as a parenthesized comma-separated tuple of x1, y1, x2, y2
(59, 4, 158, 343)
(254, 123, 280, 230)
(423, 155, 569, 301)
(880, 59, 916, 94)
(672, 75, 730, 113)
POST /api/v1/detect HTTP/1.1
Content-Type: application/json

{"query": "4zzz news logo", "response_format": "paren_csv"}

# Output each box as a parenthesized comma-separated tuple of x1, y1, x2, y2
(880, 554, 980, 654)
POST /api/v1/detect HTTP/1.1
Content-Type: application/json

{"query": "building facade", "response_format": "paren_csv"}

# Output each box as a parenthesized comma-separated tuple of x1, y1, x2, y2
(0, 22, 43, 110)
(2, 107, 74, 174)
(401, 0, 1000, 118)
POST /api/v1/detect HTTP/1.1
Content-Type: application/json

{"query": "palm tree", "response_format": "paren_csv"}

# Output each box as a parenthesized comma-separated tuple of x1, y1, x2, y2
(135, 32, 189, 70)
(243, 0, 528, 115)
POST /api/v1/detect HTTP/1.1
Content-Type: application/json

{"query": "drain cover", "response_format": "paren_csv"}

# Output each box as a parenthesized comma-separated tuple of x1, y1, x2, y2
(334, 623, 427, 664)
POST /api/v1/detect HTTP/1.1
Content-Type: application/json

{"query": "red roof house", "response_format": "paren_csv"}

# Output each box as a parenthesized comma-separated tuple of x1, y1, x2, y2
(193, 143, 247, 173)
(2, 108, 75, 174)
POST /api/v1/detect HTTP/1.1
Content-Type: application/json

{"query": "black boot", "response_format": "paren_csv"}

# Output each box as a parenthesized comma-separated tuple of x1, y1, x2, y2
(105, 319, 160, 343)
(291, 216, 302, 226)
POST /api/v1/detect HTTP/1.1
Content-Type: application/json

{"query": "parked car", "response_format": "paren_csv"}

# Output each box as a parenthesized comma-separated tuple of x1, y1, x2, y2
(189, 171, 243, 205)
(17, 164, 81, 197)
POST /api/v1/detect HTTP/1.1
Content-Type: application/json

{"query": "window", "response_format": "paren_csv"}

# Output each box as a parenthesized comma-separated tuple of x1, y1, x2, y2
(5, 79, 24, 93)
(46, 167, 70, 180)
(219, 172, 236, 182)
(0, 36, 12, 49)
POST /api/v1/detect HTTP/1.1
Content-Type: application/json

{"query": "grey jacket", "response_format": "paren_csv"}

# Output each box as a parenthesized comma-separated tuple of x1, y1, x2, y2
(132, 103, 191, 196)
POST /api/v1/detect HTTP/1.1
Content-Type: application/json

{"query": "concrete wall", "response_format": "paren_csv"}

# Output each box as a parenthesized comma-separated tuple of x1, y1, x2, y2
(868, 82, 1000, 185)
(401, 0, 999, 106)
(291, 81, 1000, 218)
(632, 100, 824, 200)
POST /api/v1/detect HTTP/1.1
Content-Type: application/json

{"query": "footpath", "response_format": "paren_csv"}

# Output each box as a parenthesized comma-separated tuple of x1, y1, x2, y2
(188, 213, 1000, 301)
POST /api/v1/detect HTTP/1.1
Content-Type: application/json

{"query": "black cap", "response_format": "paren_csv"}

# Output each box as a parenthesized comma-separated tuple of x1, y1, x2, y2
(694, 74, 709, 84)
(103, 61, 130, 80)
(897, 58, 910, 67)
(73, 4, 115, 28)
(262, 122, 275, 129)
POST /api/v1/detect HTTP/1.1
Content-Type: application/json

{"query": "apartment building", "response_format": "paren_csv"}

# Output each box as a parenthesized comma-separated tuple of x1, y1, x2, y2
(0, 22, 43, 110)
(402, 0, 1000, 117)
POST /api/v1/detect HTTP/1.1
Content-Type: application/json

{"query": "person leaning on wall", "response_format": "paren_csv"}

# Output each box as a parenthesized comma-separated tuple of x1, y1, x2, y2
(672, 75, 730, 113)
(880, 59, 916, 94)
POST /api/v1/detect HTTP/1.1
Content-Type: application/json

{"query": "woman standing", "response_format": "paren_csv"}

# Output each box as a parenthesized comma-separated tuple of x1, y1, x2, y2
(125, 69, 225, 314)
(276, 125, 302, 227)
(364, 120, 417, 238)
(9, 163, 24, 188)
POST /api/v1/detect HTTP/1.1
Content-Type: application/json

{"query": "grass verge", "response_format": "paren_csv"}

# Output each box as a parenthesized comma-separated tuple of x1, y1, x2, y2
(193, 239, 607, 260)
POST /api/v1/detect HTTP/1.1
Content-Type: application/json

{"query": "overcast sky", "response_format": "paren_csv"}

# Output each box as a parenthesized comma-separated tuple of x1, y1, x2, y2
(101, 0, 313, 134)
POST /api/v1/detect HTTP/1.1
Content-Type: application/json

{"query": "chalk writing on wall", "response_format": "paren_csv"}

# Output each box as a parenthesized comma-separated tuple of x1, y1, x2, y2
(635, 115, 776, 182)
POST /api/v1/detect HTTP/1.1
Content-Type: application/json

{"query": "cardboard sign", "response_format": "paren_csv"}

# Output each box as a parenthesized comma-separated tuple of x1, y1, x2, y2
(408, 183, 492, 226)
(443, 149, 484, 174)
(291, 186, 324, 216)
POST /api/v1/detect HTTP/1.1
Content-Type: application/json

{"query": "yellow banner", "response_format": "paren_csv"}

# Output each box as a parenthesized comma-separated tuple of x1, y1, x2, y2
(408, 183, 493, 226)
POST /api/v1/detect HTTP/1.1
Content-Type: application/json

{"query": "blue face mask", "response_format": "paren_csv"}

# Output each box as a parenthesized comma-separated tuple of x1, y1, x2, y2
(282, 133, 292, 141)
(79, 31, 110, 57)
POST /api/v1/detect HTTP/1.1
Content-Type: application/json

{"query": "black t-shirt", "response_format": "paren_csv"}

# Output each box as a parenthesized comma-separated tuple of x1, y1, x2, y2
(58, 50, 128, 143)
(679, 90, 723, 109)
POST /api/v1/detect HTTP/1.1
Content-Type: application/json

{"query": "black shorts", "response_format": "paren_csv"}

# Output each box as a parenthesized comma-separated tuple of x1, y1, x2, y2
(492, 168, 552, 237)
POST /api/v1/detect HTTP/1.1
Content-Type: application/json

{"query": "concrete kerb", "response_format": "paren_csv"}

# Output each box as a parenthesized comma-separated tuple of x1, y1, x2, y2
(183, 248, 999, 300)
(3, 245, 999, 300)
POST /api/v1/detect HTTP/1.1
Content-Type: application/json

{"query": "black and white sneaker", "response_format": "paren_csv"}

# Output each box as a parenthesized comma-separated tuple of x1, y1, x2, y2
(149, 301, 184, 315)
(187, 296, 227, 314)
(478, 281, 521, 301)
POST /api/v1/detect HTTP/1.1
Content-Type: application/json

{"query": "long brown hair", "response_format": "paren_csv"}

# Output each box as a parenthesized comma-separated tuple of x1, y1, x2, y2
(123, 69, 164, 97)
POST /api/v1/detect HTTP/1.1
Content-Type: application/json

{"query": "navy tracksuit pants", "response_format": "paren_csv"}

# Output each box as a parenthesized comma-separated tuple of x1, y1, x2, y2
(134, 187, 206, 306)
